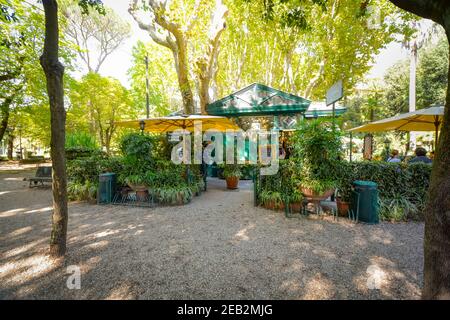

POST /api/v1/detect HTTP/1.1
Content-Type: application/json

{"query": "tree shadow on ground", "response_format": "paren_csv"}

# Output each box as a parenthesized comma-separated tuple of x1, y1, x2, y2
(0, 174, 424, 299)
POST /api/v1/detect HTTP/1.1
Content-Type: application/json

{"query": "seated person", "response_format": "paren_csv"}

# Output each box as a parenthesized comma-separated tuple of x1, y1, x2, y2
(409, 147, 432, 164)
(387, 149, 401, 163)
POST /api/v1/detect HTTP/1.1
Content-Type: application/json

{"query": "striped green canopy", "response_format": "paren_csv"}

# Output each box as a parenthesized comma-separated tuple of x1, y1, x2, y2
(207, 83, 311, 117)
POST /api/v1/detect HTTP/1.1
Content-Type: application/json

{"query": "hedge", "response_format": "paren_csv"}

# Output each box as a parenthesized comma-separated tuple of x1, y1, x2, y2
(257, 159, 432, 221)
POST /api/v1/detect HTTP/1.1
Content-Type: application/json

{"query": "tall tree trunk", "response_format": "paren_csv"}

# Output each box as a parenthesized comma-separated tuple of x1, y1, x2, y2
(387, 0, 450, 299)
(7, 134, 14, 160)
(196, 0, 228, 114)
(422, 29, 450, 299)
(0, 96, 12, 143)
(173, 45, 195, 114)
(40, 0, 68, 258)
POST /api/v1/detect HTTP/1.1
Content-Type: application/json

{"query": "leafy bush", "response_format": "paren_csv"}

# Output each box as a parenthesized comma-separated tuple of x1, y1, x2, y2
(223, 164, 242, 179)
(65, 132, 99, 160)
(145, 164, 185, 188)
(68, 180, 97, 202)
(258, 159, 303, 205)
(335, 161, 432, 221)
(260, 190, 284, 209)
(292, 119, 342, 193)
(117, 133, 157, 185)
(66, 132, 98, 150)
(151, 185, 193, 205)
(67, 151, 122, 184)
(352, 161, 409, 199)
(335, 161, 356, 202)
(120, 133, 153, 160)
(240, 164, 256, 180)
(406, 162, 431, 202)
(378, 197, 419, 222)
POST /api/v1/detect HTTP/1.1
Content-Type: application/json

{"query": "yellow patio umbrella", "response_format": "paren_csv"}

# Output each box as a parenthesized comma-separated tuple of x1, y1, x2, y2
(348, 105, 444, 147)
(115, 114, 240, 133)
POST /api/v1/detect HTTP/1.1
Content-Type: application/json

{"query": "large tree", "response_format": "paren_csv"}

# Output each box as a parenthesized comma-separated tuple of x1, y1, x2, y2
(129, 0, 228, 114)
(68, 73, 135, 153)
(40, 0, 104, 258)
(127, 40, 180, 117)
(219, 0, 412, 100)
(387, 0, 450, 300)
(0, 1, 34, 143)
(62, 3, 131, 73)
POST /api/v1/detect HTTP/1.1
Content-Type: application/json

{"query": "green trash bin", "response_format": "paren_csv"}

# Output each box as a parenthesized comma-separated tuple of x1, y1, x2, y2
(350, 180, 379, 224)
(98, 173, 116, 204)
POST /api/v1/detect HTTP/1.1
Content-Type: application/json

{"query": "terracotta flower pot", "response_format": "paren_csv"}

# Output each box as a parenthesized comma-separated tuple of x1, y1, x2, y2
(301, 187, 335, 201)
(136, 189, 149, 201)
(289, 202, 302, 213)
(226, 176, 239, 189)
(128, 184, 147, 192)
(336, 198, 350, 217)
(263, 201, 284, 211)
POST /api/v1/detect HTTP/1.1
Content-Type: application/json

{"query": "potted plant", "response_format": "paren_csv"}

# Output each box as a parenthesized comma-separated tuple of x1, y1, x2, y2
(288, 190, 304, 212)
(260, 190, 284, 210)
(152, 185, 193, 205)
(223, 164, 241, 189)
(300, 179, 336, 201)
(125, 174, 148, 199)
(336, 161, 354, 216)
(292, 119, 342, 203)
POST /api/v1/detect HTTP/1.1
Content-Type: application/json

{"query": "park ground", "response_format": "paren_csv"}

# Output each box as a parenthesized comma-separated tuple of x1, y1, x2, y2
(0, 163, 424, 299)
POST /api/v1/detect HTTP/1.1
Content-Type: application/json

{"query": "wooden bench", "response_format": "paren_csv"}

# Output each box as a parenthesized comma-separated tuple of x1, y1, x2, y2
(29, 166, 52, 188)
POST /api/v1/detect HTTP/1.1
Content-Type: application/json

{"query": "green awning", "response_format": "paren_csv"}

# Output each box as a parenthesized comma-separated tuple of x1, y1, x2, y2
(207, 83, 311, 117)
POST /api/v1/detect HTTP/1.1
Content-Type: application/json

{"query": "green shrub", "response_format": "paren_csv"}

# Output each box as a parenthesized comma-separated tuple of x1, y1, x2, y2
(66, 132, 98, 150)
(151, 185, 193, 205)
(65, 132, 99, 160)
(292, 119, 342, 192)
(258, 159, 303, 205)
(351, 161, 410, 199)
(68, 180, 97, 201)
(145, 164, 185, 188)
(120, 133, 153, 159)
(67, 151, 122, 184)
(378, 197, 419, 222)
(260, 190, 284, 209)
(117, 133, 157, 185)
(334, 161, 431, 221)
(406, 163, 431, 200)
(335, 161, 356, 202)
(223, 164, 242, 179)
(240, 164, 256, 180)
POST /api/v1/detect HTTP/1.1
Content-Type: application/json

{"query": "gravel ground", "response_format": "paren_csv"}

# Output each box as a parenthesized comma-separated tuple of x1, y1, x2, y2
(0, 167, 424, 299)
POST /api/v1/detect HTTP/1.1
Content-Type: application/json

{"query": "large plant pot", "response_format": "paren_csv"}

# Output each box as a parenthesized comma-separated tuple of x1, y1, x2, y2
(226, 176, 239, 189)
(136, 189, 149, 201)
(301, 187, 335, 201)
(263, 201, 284, 211)
(289, 202, 302, 213)
(128, 184, 147, 192)
(336, 197, 350, 217)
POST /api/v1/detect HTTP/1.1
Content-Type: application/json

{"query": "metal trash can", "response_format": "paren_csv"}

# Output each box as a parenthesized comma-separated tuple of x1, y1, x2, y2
(98, 173, 116, 204)
(350, 180, 379, 224)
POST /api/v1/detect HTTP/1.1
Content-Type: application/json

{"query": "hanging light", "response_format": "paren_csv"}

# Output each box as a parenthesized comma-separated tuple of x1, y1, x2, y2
(139, 120, 145, 133)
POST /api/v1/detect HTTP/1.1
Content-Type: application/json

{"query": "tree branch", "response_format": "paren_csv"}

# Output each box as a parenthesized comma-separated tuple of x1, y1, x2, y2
(388, 0, 447, 26)
(128, 0, 174, 49)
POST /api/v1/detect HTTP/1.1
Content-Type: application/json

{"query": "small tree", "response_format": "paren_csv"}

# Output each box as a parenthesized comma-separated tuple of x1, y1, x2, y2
(40, 0, 104, 258)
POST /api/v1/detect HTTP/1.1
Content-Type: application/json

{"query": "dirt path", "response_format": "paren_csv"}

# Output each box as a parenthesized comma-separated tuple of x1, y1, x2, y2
(0, 170, 424, 299)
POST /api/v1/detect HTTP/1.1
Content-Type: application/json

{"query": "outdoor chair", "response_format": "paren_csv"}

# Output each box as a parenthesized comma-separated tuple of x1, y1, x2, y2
(28, 166, 52, 188)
